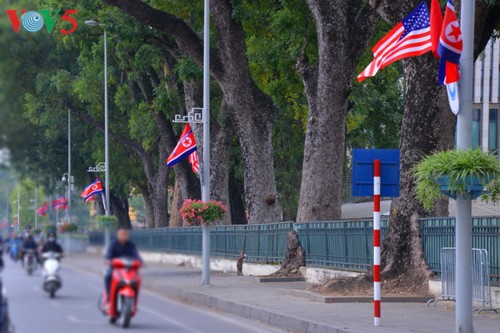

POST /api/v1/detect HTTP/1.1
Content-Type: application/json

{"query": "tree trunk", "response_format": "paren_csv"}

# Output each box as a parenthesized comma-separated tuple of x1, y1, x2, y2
(169, 180, 183, 227)
(382, 54, 448, 277)
(229, 171, 247, 225)
(140, 186, 155, 229)
(110, 192, 132, 229)
(271, 230, 305, 277)
(152, 146, 169, 227)
(297, 0, 377, 222)
(210, 0, 282, 224)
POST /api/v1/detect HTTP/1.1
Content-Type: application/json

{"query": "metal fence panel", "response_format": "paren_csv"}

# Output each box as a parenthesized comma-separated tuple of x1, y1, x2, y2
(429, 247, 495, 312)
(61, 233, 88, 253)
(85, 217, 500, 281)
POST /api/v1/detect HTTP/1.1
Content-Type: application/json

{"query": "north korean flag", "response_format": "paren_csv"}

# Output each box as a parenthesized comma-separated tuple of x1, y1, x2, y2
(437, 0, 462, 84)
(80, 179, 103, 201)
(166, 124, 198, 168)
(36, 202, 49, 216)
(51, 196, 67, 211)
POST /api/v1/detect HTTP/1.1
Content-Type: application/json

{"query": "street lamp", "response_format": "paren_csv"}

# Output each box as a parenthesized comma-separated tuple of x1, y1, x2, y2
(173, 0, 211, 286)
(62, 172, 73, 223)
(86, 19, 111, 249)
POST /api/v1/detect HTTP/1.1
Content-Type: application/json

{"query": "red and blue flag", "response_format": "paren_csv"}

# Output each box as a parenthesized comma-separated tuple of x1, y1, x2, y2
(36, 202, 48, 216)
(437, 0, 462, 84)
(166, 124, 198, 168)
(51, 196, 67, 211)
(80, 179, 104, 202)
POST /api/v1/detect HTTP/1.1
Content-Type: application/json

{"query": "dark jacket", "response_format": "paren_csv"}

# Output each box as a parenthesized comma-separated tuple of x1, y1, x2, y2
(105, 240, 141, 261)
(42, 241, 63, 254)
(23, 240, 37, 250)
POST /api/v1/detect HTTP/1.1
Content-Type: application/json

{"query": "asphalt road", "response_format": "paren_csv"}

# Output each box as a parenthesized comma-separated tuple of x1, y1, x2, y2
(2, 257, 285, 333)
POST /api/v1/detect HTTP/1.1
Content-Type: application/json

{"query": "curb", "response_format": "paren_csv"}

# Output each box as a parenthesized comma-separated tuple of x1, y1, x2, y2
(286, 290, 430, 304)
(148, 283, 355, 333)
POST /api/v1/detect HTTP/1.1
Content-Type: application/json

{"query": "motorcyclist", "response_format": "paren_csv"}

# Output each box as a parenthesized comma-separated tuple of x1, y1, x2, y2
(41, 232, 64, 258)
(104, 228, 141, 303)
(21, 235, 38, 267)
(0, 236, 4, 270)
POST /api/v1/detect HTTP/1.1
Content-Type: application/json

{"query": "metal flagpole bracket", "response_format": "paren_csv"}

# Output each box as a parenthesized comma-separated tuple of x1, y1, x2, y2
(87, 162, 106, 173)
(173, 108, 205, 124)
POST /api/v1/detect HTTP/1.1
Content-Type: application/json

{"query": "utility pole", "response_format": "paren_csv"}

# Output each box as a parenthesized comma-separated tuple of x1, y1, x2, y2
(34, 185, 38, 229)
(200, 0, 211, 287)
(67, 109, 72, 223)
(455, 1, 474, 332)
(16, 179, 20, 231)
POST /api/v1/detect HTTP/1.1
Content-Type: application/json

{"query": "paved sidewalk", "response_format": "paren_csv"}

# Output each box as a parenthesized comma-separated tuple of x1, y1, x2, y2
(64, 253, 500, 333)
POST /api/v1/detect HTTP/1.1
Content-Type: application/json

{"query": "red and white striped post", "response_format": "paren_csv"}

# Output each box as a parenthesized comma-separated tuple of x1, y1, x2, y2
(373, 159, 381, 327)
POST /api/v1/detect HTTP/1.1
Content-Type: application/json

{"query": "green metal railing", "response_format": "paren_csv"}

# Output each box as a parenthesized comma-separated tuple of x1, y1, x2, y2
(420, 217, 500, 281)
(88, 217, 500, 280)
(128, 222, 294, 263)
(295, 220, 389, 270)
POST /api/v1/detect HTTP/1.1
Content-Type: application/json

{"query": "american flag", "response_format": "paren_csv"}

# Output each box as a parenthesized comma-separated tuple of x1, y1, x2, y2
(189, 151, 200, 174)
(357, 2, 432, 82)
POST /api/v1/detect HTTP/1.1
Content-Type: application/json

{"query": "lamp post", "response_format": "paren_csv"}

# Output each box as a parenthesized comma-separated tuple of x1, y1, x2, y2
(16, 179, 20, 231)
(455, 1, 475, 332)
(172, 0, 211, 286)
(61, 173, 73, 223)
(85, 20, 111, 249)
(201, 0, 211, 287)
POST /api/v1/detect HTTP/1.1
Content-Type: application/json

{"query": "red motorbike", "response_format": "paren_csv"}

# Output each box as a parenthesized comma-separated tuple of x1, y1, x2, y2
(99, 257, 142, 328)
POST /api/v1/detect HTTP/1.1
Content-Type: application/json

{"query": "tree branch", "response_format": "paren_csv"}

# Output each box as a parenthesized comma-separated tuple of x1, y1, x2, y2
(103, 0, 224, 80)
(68, 106, 156, 182)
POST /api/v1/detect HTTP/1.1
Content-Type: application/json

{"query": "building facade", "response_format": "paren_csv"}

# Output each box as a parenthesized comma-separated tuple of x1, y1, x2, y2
(473, 38, 499, 158)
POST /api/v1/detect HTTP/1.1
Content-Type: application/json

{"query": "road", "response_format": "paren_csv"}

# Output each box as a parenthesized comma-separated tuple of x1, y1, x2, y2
(2, 257, 285, 333)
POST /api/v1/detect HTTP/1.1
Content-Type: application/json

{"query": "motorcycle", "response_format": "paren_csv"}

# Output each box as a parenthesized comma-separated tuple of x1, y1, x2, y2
(23, 249, 37, 276)
(0, 277, 15, 333)
(41, 252, 62, 298)
(8, 243, 18, 263)
(99, 257, 142, 328)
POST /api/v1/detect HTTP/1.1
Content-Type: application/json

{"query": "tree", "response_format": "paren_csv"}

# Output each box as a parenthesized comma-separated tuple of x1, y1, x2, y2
(103, 0, 282, 224)
(296, 0, 378, 222)
(370, 0, 500, 279)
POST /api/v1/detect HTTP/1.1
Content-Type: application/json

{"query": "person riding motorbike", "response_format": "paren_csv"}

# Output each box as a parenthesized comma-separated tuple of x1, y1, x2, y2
(104, 228, 142, 304)
(41, 232, 63, 258)
(21, 235, 38, 267)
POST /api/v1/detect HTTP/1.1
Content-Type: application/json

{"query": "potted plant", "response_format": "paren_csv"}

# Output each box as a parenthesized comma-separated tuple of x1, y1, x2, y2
(180, 199, 226, 226)
(59, 223, 78, 233)
(414, 149, 500, 210)
(96, 215, 119, 230)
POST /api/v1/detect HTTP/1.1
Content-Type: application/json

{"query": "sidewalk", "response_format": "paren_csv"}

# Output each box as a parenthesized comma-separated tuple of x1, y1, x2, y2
(64, 253, 500, 333)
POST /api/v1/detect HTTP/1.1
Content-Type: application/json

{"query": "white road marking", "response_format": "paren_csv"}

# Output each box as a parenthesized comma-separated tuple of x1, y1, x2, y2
(66, 314, 102, 325)
(51, 301, 90, 309)
(140, 306, 203, 333)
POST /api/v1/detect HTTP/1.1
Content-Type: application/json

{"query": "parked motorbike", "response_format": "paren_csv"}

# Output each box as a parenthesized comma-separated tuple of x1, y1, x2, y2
(41, 252, 62, 298)
(23, 250, 37, 276)
(99, 257, 142, 328)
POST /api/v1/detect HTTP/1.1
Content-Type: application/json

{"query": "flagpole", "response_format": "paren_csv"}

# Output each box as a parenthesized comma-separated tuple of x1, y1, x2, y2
(455, 0, 474, 332)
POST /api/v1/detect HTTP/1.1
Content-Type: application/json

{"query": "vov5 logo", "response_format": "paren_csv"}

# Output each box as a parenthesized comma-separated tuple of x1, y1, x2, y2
(6, 9, 78, 34)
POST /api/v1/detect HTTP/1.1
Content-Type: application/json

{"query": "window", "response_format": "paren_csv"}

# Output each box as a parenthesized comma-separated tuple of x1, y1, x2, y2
(472, 109, 481, 149)
(489, 109, 498, 154)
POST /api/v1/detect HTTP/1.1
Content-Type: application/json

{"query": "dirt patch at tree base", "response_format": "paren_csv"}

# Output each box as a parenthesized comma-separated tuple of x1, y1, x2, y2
(313, 273, 431, 298)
